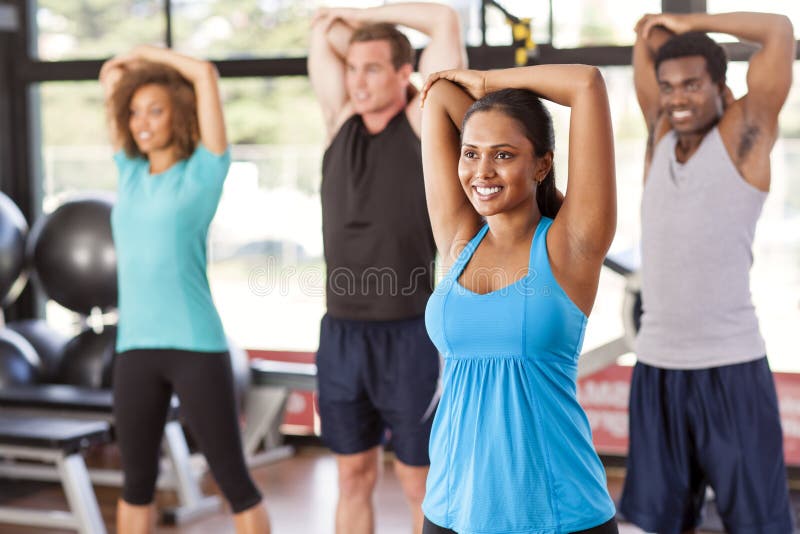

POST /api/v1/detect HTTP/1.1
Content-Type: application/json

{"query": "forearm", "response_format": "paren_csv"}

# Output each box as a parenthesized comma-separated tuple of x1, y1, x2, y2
(356, 3, 456, 38)
(132, 45, 217, 86)
(682, 12, 793, 46)
(484, 65, 604, 108)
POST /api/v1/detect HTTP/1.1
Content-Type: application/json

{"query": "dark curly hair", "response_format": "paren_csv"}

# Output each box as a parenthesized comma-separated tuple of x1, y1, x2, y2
(655, 31, 727, 84)
(111, 61, 199, 161)
(463, 88, 561, 218)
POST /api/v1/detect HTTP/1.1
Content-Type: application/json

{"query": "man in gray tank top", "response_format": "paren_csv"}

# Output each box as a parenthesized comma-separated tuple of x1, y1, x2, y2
(308, 5, 465, 533)
(620, 12, 795, 533)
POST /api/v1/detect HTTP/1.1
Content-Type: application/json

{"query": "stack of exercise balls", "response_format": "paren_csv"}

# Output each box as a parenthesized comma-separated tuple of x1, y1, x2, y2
(0, 192, 117, 388)
(0, 191, 250, 403)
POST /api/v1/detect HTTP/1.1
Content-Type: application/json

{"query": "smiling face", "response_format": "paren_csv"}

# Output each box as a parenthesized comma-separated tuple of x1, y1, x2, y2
(345, 39, 411, 115)
(657, 55, 723, 134)
(127, 83, 175, 156)
(458, 109, 551, 217)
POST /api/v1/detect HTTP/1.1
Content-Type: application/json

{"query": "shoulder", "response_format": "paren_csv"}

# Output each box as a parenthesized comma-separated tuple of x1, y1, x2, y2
(404, 98, 422, 139)
(185, 143, 232, 184)
(113, 150, 147, 184)
(326, 105, 358, 146)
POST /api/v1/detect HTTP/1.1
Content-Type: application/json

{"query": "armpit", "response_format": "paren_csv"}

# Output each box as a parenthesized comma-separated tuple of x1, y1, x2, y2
(737, 122, 761, 161)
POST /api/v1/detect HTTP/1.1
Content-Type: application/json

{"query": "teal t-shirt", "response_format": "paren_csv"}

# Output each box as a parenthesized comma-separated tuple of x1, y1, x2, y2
(111, 144, 230, 353)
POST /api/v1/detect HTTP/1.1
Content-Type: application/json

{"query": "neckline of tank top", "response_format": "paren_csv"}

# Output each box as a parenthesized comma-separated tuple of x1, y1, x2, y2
(669, 126, 718, 168)
(454, 218, 545, 297)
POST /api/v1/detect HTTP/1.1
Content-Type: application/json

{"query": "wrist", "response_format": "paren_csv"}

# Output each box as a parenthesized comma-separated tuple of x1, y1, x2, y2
(682, 13, 704, 33)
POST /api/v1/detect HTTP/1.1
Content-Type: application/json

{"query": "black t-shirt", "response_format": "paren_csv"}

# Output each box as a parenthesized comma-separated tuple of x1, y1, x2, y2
(321, 111, 436, 321)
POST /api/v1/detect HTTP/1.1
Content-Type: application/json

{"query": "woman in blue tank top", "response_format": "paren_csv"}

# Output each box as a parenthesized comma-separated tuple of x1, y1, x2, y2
(100, 46, 270, 533)
(417, 66, 618, 533)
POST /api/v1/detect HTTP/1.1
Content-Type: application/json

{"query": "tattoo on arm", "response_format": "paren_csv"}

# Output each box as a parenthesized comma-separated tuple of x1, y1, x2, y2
(737, 122, 761, 161)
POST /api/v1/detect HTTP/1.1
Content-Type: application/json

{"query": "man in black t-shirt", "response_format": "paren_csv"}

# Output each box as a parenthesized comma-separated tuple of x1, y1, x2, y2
(309, 4, 465, 533)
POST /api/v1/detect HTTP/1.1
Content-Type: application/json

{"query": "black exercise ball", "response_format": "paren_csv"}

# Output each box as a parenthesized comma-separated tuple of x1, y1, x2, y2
(28, 195, 116, 314)
(0, 192, 28, 306)
(7, 319, 69, 383)
(228, 338, 251, 408)
(0, 329, 41, 387)
(56, 325, 117, 389)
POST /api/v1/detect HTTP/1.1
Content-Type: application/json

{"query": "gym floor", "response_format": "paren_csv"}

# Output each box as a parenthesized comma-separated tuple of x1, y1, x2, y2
(0, 445, 716, 534)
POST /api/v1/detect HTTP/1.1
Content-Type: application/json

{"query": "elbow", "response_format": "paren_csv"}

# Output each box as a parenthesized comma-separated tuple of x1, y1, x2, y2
(199, 61, 219, 81)
(768, 15, 795, 46)
(579, 66, 606, 93)
(426, 78, 445, 99)
(767, 15, 795, 55)
(776, 14, 794, 37)
(433, 5, 462, 38)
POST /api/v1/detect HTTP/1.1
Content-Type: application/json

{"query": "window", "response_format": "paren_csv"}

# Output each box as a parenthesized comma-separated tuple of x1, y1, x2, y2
(34, 0, 166, 60)
(171, 0, 317, 59)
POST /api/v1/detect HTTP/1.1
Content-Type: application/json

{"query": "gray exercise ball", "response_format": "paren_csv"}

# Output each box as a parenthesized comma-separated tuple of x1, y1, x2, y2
(7, 319, 69, 383)
(28, 195, 117, 314)
(56, 325, 117, 389)
(0, 193, 28, 306)
(0, 329, 41, 387)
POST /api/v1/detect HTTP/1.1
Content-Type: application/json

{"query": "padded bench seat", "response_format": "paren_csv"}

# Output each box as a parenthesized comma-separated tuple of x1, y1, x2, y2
(0, 414, 111, 534)
(0, 384, 178, 420)
(0, 384, 216, 525)
(249, 359, 317, 391)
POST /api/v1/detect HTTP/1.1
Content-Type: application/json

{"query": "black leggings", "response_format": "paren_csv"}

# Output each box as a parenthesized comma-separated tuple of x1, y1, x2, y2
(423, 517, 619, 534)
(112, 348, 262, 513)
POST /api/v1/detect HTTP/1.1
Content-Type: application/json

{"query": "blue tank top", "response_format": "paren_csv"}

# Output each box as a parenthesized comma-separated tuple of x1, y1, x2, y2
(111, 144, 229, 353)
(423, 217, 615, 534)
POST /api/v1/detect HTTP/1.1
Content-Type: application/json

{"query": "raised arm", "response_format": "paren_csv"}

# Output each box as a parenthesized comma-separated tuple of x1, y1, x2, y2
(481, 66, 616, 261)
(313, 3, 465, 134)
(675, 13, 793, 128)
(99, 59, 126, 151)
(421, 79, 481, 264)
(119, 45, 228, 154)
(422, 66, 615, 264)
(633, 15, 675, 166)
(308, 13, 355, 138)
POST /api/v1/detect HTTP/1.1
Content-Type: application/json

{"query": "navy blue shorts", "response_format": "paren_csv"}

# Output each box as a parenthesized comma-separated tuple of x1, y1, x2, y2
(316, 313, 440, 466)
(620, 357, 793, 534)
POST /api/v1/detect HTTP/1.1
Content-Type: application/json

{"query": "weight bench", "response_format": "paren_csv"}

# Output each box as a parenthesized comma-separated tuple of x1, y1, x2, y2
(0, 414, 109, 534)
(0, 384, 220, 524)
(244, 359, 317, 466)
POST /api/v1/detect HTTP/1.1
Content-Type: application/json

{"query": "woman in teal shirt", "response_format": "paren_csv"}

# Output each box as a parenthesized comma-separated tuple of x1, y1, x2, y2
(100, 46, 270, 534)
(419, 66, 618, 534)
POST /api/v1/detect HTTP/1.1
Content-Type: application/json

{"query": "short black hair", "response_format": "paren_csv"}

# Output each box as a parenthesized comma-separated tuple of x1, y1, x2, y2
(655, 31, 727, 84)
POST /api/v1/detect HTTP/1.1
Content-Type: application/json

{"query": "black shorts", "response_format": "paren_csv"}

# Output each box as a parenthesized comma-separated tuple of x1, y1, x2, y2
(620, 357, 793, 534)
(316, 313, 440, 466)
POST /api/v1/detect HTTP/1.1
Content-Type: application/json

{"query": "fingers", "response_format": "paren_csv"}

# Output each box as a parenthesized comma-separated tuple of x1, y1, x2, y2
(640, 16, 660, 39)
(99, 56, 128, 81)
(634, 14, 650, 34)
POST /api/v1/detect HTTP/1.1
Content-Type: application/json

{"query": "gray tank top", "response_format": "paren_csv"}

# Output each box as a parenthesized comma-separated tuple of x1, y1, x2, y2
(637, 127, 767, 369)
